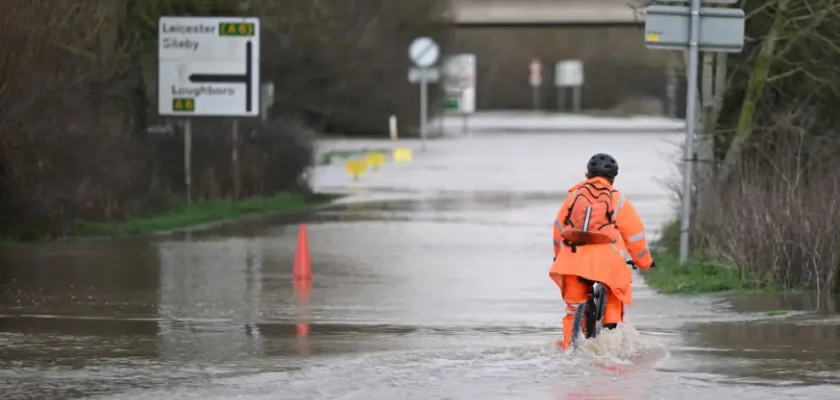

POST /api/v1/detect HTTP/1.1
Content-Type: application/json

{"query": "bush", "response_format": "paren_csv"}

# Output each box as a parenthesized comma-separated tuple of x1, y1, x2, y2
(695, 111, 840, 291)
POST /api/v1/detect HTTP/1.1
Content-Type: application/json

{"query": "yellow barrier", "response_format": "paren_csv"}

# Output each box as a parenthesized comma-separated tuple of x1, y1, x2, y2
(345, 159, 367, 180)
(393, 147, 413, 163)
(346, 202, 365, 212)
(365, 151, 386, 170)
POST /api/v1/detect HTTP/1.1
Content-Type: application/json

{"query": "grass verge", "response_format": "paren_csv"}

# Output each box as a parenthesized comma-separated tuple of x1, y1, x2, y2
(68, 192, 339, 238)
(640, 220, 778, 294)
(642, 250, 777, 294)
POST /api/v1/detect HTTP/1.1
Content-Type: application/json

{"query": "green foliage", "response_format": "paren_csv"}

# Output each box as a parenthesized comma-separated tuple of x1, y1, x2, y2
(643, 221, 779, 294)
(643, 250, 777, 294)
(70, 193, 338, 237)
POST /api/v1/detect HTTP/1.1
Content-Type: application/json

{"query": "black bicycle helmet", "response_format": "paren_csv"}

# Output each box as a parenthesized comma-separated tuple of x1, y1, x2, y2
(586, 153, 619, 178)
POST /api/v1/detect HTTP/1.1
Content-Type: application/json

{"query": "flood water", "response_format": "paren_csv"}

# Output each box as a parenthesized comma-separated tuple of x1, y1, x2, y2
(1, 113, 839, 399)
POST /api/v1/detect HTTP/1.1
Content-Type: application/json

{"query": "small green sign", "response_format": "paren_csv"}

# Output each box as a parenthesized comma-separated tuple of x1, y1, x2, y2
(444, 98, 459, 110)
(172, 98, 195, 112)
(219, 22, 256, 37)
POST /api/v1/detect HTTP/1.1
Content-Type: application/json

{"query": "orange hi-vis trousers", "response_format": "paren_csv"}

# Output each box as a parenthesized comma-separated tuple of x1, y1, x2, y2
(560, 275, 624, 350)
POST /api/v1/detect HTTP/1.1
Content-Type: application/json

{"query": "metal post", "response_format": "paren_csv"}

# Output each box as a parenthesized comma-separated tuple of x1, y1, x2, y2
(678, 0, 701, 264)
(420, 72, 428, 150)
(558, 87, 565, 111)
(462, 114, 468, 135)
(439, 106, 444, 137)
(184, 119, 192, 205)
(666, 52, 678, 118)
(232, 119, 241, 199)
(532, 87, 540, 111)
(260, 100, 268, 122)
(572, 86, 582, 112)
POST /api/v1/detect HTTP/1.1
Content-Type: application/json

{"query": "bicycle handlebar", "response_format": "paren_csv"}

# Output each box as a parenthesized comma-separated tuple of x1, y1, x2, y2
(554, 258, 650, 270)
(627, 260, 656, 270)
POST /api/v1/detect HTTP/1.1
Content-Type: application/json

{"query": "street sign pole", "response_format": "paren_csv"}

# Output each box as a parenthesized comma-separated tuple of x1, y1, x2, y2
(232, 118, 240, 199)
(408, 36, 440, 150)
(678, 0, 702, 265)
(529, 59, 542, 111)
(644, 0, 744, 264)
(184, 119, 192, 205)
(420, 72, 428, 150)
(557, 88, 565, 111)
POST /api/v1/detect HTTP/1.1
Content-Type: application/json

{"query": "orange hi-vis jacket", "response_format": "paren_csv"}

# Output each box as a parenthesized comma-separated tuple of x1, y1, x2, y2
(549, 177, 653, 306)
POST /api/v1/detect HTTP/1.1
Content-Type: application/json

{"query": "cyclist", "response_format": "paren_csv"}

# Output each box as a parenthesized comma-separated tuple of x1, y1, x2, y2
(549, 153, 655, 350)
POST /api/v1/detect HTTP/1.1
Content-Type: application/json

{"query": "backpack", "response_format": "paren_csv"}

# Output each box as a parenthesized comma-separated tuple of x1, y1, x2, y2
(560, 182, 618, 245)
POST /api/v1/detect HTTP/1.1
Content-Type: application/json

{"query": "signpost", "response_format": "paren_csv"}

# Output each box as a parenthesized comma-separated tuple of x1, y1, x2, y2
(644, 0, 744, 264)
(555, 59, 584, 112)
(529, 59, 543, 110)
(158, 16, 261, 203)
(408, 36, 440, 150)
(442, 53, 476, 135)
(260, 82, 274, 122)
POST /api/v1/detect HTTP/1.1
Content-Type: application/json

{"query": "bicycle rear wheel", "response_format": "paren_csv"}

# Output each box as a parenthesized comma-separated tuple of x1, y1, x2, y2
(570, 299, 597, 348)
(594, 285, 607, 322)
(584, 297, 597, 338)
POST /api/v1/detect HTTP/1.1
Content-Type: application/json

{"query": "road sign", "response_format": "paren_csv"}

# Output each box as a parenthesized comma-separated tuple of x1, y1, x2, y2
(409, 37, 440, 68)
(529, 59, 542, 87)
(158, 16, 261, 117)
(643, 0, 746, 264)
(443, 96, 460, 110)
(442, 54, 476, 91)
(408, 67, 440, 83)
(555, 59, 584, 87)
(644, 5, 745, 53)
(442, 54, 476, 114)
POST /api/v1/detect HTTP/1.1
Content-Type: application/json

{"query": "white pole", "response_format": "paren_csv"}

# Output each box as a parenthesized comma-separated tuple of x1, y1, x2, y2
(389, 115, 398, 141)
(184, 119, 192, 205)
(420, 72, 428, 150)
(678, 0, 701, 264)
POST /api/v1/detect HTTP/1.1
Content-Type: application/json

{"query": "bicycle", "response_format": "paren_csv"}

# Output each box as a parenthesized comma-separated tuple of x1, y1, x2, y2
(569, 261, 637, 349)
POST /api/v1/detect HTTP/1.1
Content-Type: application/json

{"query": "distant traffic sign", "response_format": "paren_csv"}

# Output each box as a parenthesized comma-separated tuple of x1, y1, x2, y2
(408, 67, 440, 83)
(645, 5, 744, 52)
(442, 54, 476, 114)
(555, 59, 584, 87)
(158, 16, 261, 117)
(409, 37, 440, 68)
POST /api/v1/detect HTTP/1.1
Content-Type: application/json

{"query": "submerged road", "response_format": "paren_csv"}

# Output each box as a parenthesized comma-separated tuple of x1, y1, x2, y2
(1, 114, 839, 399)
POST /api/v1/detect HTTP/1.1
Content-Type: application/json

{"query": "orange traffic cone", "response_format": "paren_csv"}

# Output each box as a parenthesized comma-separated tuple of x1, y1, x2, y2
(293, 224, 312, 281)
